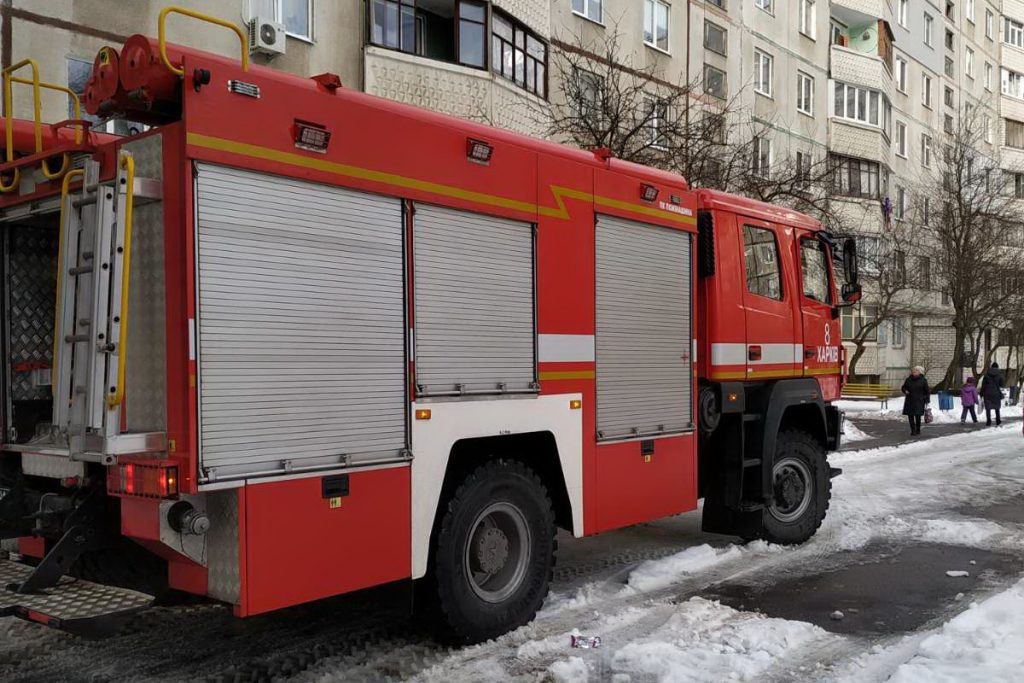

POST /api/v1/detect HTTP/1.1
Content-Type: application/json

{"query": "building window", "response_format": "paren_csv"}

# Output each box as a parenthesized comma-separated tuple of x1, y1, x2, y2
(799, 0, 816, 38)
(704, 63, 727, 99)
(944, 55, 954, 78)
(919, 256, 931, 289)
(796, 150, 810, 184)
(371, 0, 489, 68)
(645, 97, 670, 149)
(797, 71, 814, 115)
(1006, 18, 1024, 48)
(1002, 68, 1024, 99)
(253, 0, 312, 40)
(966, 0, 974, 23)
(754, 49, 773, 96)
(944, 113, 954, 133)
(986, 8, 993, 38)
(644, 0, 670, 52)
(985, 62, 993, 90)
(492, 12, 547, 97)
(965, 47, 974, 77)
(895, 57, 907, 92)
(895, 120, 907, 157)
(573, 67, 603, 122)
(892, 318, 905, 347)
(895, 185, 906, 219)
(1006, 119, 1024, 149)
(752, 136, 772, 177)
(800, 239, 831, 303)
(944, 85, 955, 107)
(922, 73, 933, 108)
(572, 0, 602, 22)
(921, 133, 932, 167)
(1014, 172, 1024, 199)
(898, 0, 908, 28)
(755, 0, 773, 14)
(922, 197, 930, 225)
(707, 0, 725, 6)
(831, 154, 885, 199)
(704, 21, 727, 56)
(984, 115, 991, 144)
(833, 82, 892, 136)
(830, 21, 846, 45)
(946, 1, 954, 20)
(743, 225, 783, 300)
(945, 28, 954, 50)
(842, 305, 878, 341)
(924, 13, 934, 46)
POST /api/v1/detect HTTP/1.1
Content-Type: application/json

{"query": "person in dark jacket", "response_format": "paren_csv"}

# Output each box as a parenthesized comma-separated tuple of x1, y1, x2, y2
(980, 362, 1005, 427)
(902, 366, 930, 436)
(960, 376, 979, 424)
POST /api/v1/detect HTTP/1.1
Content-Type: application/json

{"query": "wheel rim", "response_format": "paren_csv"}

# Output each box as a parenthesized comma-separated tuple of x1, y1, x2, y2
(769, 457, 813, 523)
(463, 501, 531, 603)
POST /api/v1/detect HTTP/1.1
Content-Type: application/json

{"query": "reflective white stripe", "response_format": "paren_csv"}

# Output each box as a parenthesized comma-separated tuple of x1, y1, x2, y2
(711, 342, 802, 365)
(538, 334, 596, 363)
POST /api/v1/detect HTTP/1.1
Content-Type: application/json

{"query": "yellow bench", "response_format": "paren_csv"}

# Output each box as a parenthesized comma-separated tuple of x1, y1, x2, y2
(841, 383, 894, 408)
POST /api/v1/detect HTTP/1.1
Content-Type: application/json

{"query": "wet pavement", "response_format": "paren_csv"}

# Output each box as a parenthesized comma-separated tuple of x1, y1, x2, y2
(707, 542, 1022, 636)
(843, 414, 1022, 451)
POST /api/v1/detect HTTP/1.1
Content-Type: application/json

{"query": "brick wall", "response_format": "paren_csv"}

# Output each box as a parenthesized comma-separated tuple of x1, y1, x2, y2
(911, 324, 958, 385)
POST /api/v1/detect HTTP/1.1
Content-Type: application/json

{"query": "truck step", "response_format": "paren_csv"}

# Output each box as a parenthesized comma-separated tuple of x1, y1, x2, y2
(739, 501, 765, 512)
(742, 458, 761, 468)
(0, 558, 152, 638)
(742, 414, 761, 423)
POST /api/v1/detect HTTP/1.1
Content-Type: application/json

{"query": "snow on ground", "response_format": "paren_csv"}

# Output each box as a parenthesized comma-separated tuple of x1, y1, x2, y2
(838, 578, 1024, 683)
(836, 395, 1024, 424)
(842, 420, 872, 442)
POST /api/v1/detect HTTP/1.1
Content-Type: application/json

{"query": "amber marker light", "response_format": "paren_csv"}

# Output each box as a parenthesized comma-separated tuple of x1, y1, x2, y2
(415, 409, 432, 420)
(569, 399, 583, 410)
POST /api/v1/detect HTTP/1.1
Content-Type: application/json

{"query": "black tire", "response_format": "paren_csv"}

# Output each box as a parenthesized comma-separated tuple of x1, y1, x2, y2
(761, 429, 830, 545)
(429, 459, 556, 644)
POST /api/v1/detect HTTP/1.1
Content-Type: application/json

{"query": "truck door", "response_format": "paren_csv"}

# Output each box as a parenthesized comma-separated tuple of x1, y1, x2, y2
(797, 235, 840, 385)
(739, 221, 801, 379)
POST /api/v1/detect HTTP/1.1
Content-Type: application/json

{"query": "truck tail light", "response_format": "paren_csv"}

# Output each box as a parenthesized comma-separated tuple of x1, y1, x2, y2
(107, 459, 179, 499)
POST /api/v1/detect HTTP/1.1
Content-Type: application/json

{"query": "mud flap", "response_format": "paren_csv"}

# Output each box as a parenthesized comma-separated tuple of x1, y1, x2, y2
(0, 559, 152, 638)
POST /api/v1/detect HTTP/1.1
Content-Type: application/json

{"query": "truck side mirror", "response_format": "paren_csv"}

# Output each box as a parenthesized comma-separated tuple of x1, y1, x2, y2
(842, 282, 863, 303)
(842, 238, 858, 285)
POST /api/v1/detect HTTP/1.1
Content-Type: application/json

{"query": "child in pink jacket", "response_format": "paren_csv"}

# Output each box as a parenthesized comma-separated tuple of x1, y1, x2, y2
(960, 377, 979, 424)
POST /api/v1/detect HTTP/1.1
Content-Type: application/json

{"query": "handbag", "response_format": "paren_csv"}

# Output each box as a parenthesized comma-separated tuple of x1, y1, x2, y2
(924, 407, 934, 424)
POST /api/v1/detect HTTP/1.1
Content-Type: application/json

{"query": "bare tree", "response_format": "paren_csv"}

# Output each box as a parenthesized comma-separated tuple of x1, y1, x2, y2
(912, 102, 1024, 389)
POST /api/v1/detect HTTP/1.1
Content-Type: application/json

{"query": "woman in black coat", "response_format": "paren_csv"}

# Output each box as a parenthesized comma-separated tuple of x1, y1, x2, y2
(980, 362, 1005, 427)
(902, 366, 930, 436)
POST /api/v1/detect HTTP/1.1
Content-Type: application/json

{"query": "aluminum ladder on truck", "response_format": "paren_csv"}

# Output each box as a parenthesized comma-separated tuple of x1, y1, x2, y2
(51, 153, 164, 462)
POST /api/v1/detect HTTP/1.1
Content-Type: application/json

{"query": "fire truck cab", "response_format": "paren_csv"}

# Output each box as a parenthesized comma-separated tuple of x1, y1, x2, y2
(0, 7, 859, 642)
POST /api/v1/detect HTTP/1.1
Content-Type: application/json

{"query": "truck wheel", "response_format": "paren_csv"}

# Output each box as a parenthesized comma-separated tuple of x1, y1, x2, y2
(762, 430, 830, 545)
(430, 459, 555, 644)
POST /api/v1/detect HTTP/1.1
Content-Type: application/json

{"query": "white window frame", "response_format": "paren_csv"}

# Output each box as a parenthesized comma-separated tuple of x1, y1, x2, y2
(704, 20, 728, 56)
(895, 56, 908, 93)
(896, 120, 908, 157)
(922, 73, 933, 108)
(572, 0, 603, 24)
(797, 71, 814, 115)
(986, 8, 994, 39)
(966, 0, 975, 23)
(752, 136, 772, 177)
(898, 0, 908, 28)
(1006, 18, 1024, 49)
(921, 133, 932, 168)
(755, 0, 774, 14)
(986, 62, 993, 90)
(833, 82, 892, 137)
(643, 0, 671, 53)
(1002, 67, 1024, 100)
(799, 0, 816, 39)
(984, 114, 992, 144)
(754, 48, 773, 97)
(966, 47, 974, 77)
(250, 0, 313, 41)
(895, 185, 906, 219)
(924, 13, 934, 47)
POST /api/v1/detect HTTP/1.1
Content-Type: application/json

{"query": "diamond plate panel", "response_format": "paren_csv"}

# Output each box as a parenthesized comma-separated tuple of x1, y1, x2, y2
(121, 134, 166, 433)
(0, 559, 153, 621)
(205, 489, 240, 604)
(7, 228, 57, 402)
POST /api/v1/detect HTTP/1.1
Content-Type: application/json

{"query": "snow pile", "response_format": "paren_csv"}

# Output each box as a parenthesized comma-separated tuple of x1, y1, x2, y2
(609, 597, 830, 682)
(547, 656, 588, 682)
(625, 544, 743, 593)
(842, 420, 872, 442)
(836, 394, 1024, 424)
(886, 579, 1024, 683)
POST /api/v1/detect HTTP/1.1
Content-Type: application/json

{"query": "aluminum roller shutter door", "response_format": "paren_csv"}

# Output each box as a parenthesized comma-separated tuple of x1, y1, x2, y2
(413, 204, 536, 395)
(195, 164, 407, 479)
(595, 214, 693, 440)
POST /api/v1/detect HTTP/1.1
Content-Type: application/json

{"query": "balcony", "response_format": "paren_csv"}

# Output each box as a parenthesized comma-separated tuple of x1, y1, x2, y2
(831, 0, 887, 20)
(830, 45, 895, 101)
(363, 47, 548, 137)
(829, 118, 891, 168)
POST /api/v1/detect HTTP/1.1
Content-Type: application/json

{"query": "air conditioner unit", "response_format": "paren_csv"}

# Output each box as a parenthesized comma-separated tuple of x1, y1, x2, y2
(248, 17, 286, 57)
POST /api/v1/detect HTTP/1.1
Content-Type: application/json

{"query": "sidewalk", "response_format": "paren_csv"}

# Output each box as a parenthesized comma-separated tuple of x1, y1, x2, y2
(843, 414, 1023, 451)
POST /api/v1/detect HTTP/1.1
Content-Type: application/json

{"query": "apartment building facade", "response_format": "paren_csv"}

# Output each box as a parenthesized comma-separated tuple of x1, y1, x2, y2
(2, 0, 1020, 383)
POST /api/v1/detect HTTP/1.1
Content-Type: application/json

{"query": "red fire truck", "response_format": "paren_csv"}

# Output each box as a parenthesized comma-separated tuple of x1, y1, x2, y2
(0, 7, 859, 642)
